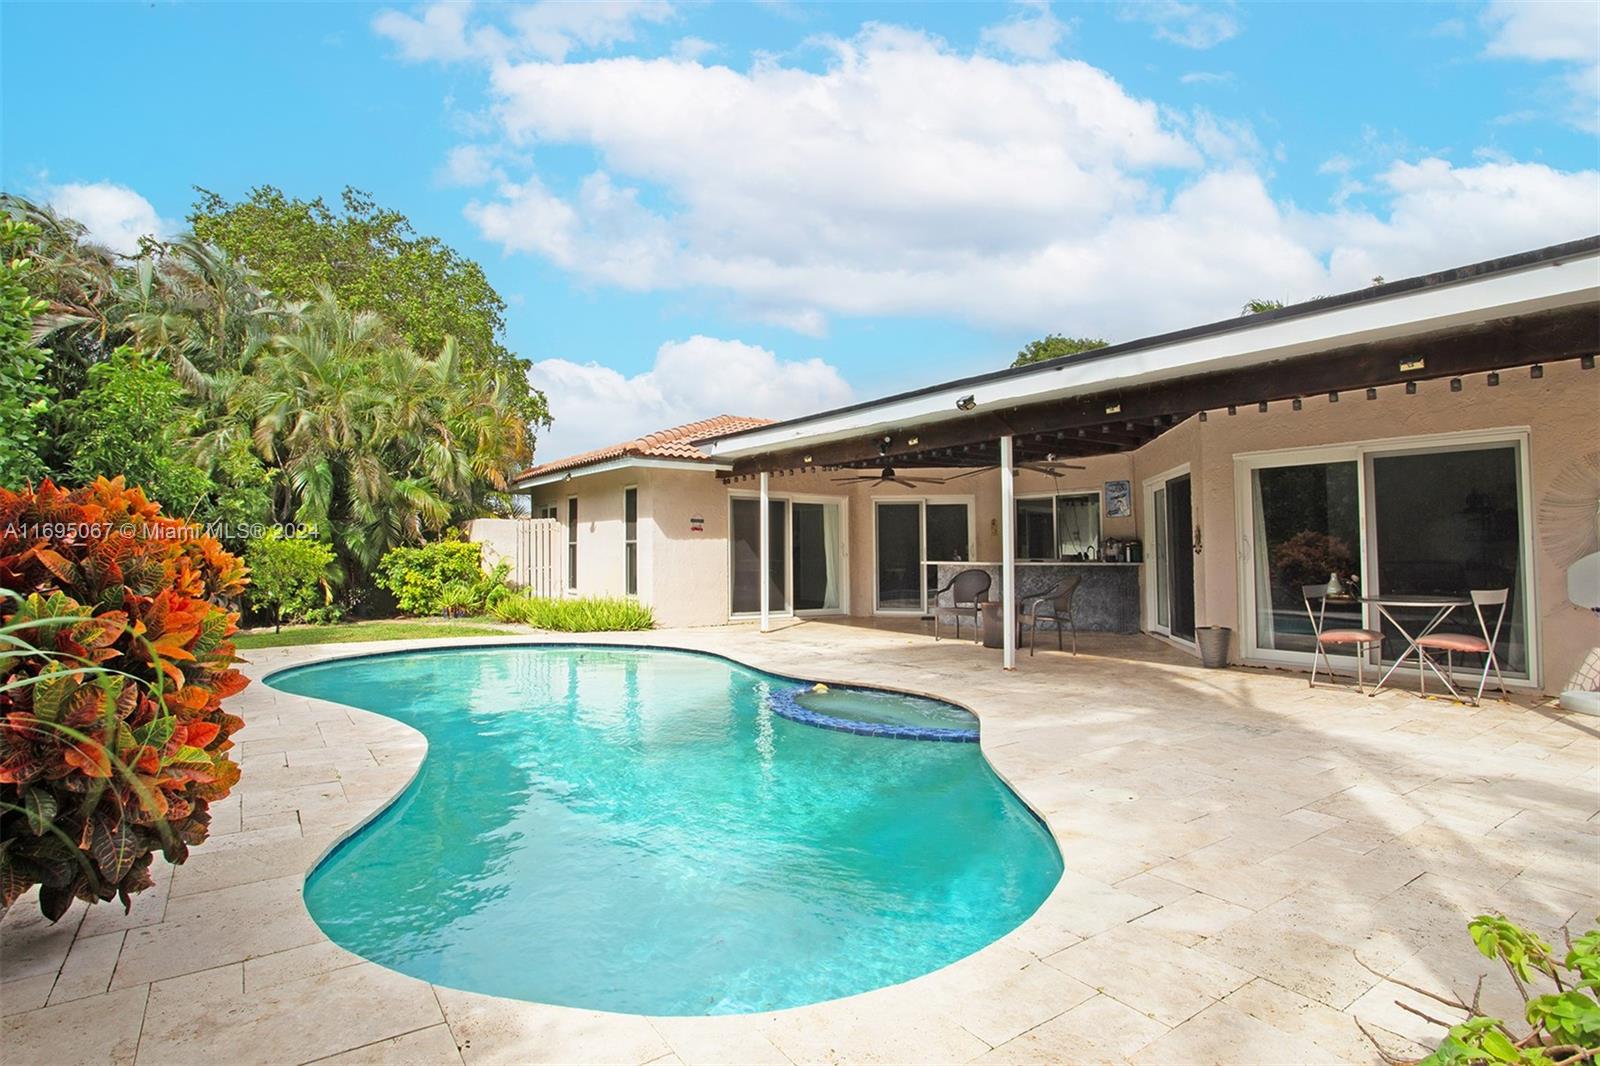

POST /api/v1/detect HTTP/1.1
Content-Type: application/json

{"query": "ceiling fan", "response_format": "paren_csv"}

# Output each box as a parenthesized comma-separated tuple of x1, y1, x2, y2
(942, 458, 1086, 481)
(833, 466, 948, 489)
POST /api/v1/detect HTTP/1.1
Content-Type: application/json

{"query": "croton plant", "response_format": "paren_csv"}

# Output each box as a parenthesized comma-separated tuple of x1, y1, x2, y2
(0, 477, 249, 920)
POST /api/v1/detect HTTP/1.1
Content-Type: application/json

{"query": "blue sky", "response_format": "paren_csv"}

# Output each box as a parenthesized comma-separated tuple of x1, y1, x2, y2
(4, 1, 1597, 458)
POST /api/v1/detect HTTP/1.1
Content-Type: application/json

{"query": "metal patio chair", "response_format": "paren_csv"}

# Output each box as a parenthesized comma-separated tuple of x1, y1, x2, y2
(1416, 588, 1512, 706)
(933, 568, 991, 643)
(1304, 582, 1383, 693)
(1020, 576, 1081, 656)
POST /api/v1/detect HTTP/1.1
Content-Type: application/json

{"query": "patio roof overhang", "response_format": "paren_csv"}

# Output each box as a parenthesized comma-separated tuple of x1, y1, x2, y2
(704, 237, 1600, 476)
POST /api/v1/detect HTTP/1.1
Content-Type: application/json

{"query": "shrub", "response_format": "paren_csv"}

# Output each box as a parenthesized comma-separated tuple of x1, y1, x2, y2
(490, 593, 654, 632)
(374, 540, 507, 616)
(0, 478, 250, 920)
(245, 530, 334, 632)
(1363, 913, 1600, 1065)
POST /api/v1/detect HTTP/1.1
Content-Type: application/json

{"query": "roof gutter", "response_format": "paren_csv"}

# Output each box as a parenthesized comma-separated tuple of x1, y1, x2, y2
(512, 456, 731, 489)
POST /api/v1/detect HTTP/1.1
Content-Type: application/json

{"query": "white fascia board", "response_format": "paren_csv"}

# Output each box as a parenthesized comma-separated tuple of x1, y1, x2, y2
(706, 251, 1600, 459)
(513, 457, 729, 490)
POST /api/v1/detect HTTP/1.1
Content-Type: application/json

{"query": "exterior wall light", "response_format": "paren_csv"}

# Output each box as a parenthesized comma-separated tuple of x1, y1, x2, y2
(955, 394, 977, 411)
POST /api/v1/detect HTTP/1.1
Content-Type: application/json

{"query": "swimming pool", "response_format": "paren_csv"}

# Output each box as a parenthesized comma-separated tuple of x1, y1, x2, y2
(271, 645, 1062, 1016)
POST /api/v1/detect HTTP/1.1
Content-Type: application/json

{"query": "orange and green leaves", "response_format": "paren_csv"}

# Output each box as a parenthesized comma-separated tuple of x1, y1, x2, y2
(0, 478, 250, 921)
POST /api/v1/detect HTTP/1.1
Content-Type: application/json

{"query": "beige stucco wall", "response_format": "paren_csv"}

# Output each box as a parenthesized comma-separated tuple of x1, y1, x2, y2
(521, 362, 1596, 689)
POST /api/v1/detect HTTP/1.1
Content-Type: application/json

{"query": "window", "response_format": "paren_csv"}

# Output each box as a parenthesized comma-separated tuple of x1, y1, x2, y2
(566, 497, 578, 591)
(1240, 433, 1533, 680)
(623, 487, 638, 596)
(535, 503, 557, 520)
(1015, 493, 1101, 560)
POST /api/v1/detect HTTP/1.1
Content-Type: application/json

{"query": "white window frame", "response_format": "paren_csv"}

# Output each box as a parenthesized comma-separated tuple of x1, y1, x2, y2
(1014, 489, 1101, 561)
(726, 490, 850, 620)
(1233, 426, 1538, 687)
(1142, 463, 1194, 648)
(870, 494, 977, 616)
(622, 485, 639, 598)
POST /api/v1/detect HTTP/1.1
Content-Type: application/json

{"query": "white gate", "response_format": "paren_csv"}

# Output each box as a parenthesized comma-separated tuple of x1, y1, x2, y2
(468, 518, 563, 597)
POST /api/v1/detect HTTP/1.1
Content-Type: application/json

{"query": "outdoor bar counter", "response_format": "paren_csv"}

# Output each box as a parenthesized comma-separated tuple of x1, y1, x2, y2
(932, 561, 1141, 634)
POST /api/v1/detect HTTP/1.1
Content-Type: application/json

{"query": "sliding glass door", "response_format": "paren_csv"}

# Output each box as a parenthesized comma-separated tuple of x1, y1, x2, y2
(1147, 472, 1195, 641)
(1240, 434, 1532, 680)
(874, 499, 972, 613)
(730, 496, 845, 617)
(1369, 444, 1527, 675)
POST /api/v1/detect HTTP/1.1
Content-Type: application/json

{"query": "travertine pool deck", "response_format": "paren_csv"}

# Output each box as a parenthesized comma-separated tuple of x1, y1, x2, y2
(3, 621, 1597, 1065)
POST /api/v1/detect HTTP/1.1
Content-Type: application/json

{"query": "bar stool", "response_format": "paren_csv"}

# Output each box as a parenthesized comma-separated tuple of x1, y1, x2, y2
(1416, 588, 1511, 706)
(1304, 582, 1384, 693)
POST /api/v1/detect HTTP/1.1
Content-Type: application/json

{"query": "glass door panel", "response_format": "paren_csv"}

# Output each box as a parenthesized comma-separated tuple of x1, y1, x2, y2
(1153, 487, 1170, 630)
(1370, 445, 1527, 676)
(924, 502, 971, 604)
(875, 502, 923, 611)
(1167, 476, 1195, 641)
(1250, 461, 1363, 653)
(730, 498, 788, 614)
(791, 501, 842, 612)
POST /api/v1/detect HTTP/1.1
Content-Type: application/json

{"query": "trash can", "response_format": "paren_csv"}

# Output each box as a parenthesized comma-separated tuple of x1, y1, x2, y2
(1195, 626, 1231, 668)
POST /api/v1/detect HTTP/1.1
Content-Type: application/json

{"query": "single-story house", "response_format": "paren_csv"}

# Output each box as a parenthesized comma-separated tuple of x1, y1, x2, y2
(503, 237, 1600, 694)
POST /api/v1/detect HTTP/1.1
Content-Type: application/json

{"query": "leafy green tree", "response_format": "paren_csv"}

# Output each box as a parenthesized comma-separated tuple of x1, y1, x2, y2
(1011, 334, 1109, 367)
(189, 185, 549, 440)
(246, 530, 335, 631)
(61, 348, 213, 515)
(0, 215, 54, 486)
(234, 290, 529, 584)
(1240, 298, 1285, 315)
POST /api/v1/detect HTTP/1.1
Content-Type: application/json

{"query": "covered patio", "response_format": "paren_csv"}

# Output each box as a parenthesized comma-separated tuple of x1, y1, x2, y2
(705, 238, 1600, 690)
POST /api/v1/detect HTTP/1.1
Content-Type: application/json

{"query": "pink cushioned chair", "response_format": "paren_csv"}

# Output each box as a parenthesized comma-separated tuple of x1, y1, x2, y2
(1304, 582, 1383, 694)
(1416, 588, 1511, 706)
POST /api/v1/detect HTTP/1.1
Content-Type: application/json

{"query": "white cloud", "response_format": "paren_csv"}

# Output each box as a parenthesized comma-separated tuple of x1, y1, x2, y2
(374, 0, 673, 64)
(436, 144, 507, 187)
(45, 181, 171, 256)
(670, 36, 716, 61)
(1179, 70, 1233, 85)
(1303, 158, 1600, 287)
(1481, 0, 1599, 130)
(529, 335, 852, 459)
(1483, 0, 1597, 62)
(1122, 2, 1240, 50)
(979, 1, 1070, 60)
(424, 20, 1596, 339)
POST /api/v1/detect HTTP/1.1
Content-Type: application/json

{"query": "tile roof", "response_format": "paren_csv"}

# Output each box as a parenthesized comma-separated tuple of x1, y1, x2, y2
(513, 414, 774, 483)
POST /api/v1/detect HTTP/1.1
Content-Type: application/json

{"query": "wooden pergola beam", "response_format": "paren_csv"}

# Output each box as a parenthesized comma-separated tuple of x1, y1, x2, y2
(727, 307, 1597, 476)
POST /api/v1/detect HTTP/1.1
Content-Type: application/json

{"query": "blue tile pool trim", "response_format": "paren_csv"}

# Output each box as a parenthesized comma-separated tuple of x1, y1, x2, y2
(768, 686, 979, 743)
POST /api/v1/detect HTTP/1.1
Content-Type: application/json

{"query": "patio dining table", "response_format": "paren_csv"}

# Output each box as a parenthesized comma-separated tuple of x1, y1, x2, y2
(1355, 593, 1472, 699)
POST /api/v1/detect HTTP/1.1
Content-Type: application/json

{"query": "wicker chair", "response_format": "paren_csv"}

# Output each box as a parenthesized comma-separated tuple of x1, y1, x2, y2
(1019, 576, 1081, 655)
(932, 569, 991, 643)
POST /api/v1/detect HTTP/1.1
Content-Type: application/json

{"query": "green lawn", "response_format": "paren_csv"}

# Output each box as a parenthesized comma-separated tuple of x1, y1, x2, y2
(233, 619, 515, 649)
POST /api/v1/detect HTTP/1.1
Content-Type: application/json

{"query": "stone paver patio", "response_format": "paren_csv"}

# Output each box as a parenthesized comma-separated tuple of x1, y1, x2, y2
(3, 621, 1597, 1065)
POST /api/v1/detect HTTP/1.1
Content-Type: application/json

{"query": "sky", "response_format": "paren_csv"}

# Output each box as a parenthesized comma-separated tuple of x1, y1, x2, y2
(4, 1, 1598, 460)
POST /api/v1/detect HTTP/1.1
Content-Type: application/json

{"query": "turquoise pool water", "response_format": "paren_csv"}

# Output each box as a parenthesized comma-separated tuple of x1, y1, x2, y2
(273, 645, 1061, 1016)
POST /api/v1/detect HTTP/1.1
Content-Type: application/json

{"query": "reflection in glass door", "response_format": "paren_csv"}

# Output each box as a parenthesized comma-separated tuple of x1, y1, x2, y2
(1250, 461, 1363, 653)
